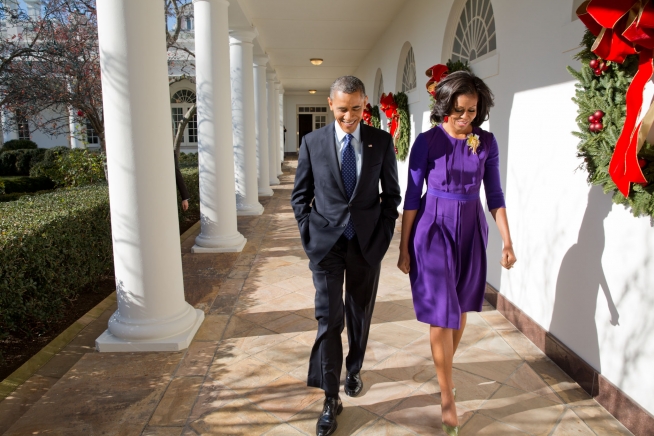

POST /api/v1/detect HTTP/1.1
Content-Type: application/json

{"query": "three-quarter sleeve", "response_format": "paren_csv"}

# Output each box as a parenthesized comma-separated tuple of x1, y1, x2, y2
(404, 133, 429, 210)
(483, 133, 506, 210)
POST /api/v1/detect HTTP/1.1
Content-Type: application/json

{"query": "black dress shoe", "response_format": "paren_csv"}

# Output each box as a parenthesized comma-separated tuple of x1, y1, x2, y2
(344, 371, 363, 397)
(316, 395, 342, 436)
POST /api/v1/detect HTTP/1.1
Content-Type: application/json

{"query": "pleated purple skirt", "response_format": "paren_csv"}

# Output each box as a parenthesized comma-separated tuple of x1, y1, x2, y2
(408, 189, 489, 329)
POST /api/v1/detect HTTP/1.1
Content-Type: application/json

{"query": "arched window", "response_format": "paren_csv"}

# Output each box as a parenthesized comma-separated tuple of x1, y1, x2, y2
(373, 68, 384, 104)
(170, 89, 196, 104)
(401, 47, 416, 92)
(170, 89, 197, 146)
(451, 0, 496, 64)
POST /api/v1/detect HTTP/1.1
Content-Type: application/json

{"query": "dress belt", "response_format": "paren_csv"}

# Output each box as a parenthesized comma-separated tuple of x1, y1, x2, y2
(427, 188, 479, 201)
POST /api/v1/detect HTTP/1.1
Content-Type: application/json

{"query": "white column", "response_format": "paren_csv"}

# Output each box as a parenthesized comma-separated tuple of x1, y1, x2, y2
(273, 81, 283, 176)
(1, 111, 18, 142)
(266, 70, 280, 186)
(95, 0, 203, 352)
(277, 84, 285, 172)
(192, 0, 246, 253)
(68, 108, 84, 149)
(253, 55, 273, 196)
(230, 29, 264, 215)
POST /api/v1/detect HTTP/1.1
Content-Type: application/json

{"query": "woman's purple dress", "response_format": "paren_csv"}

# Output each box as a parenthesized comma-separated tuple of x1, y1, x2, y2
(404, 125, 505, 329)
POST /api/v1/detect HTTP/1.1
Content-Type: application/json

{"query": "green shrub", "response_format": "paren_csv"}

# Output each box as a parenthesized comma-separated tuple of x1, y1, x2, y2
(0, 167, 200, 336)
(178, 152, 198, 168)
(0, 139, 38, 152)
(178, 166, 199, 222)
(0, 192, 23, 202)
(0, 149, 46, 176)
(0, 176, 55, 194)
(30, 148, 105, 187)
(0, 185, 114, 335)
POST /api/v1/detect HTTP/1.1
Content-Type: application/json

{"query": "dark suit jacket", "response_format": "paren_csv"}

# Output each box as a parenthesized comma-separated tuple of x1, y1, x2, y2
(291, 122, 402, 266)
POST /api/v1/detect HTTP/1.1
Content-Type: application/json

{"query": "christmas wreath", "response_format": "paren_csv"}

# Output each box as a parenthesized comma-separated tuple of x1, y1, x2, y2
(428, 60, 471, 127)
(362, 103, 381, 129)
(380, 92, 410, 161)
(569, 1, 654, 218)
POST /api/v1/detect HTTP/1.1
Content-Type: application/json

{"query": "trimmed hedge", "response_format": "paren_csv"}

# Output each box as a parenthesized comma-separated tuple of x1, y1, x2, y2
(0, 139, 38, 152)
(0, 166, 200, 336)
(0, 185, 114, 335)
(0, 149, 46, 176)
(0, 176, 55, 194)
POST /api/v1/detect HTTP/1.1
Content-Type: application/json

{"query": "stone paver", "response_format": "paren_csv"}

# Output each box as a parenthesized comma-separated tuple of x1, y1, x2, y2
(0, 159, 633, 435)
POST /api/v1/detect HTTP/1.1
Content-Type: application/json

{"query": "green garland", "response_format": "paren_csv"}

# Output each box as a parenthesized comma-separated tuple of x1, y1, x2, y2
(395, 91, 410, 161)
(371, 105, 381, 129)
(429, 59, 471, 127)
(568, 30, 654, 217)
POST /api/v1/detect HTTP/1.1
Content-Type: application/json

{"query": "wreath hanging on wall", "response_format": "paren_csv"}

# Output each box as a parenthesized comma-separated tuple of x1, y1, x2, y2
(380, 92, 410, 161)
(427, 60, 471, 127)
(570, 1, 654, 218)
(363, 103, 381, 129)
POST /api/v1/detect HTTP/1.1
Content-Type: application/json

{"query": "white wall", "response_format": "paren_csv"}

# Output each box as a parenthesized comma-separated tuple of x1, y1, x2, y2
(355, 0, 654, 415)
(283, 93, 334, 153)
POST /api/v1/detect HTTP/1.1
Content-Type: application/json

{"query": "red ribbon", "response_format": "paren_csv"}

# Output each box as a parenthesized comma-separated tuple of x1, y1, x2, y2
(380, 92, 400, 138)
(425, 64, 449, 97)
(363, 103, 373, 126)
(578, 0, 653, 196)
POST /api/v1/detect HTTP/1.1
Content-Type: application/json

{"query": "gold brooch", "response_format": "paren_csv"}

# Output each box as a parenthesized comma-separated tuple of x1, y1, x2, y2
(466, 133, 480, 155)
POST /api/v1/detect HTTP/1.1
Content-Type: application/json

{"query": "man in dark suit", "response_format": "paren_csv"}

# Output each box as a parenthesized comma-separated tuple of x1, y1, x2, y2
(291, 76, 401, 436)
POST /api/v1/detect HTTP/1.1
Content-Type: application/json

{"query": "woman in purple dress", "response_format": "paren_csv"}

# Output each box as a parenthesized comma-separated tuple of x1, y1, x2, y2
(397, 71, 516, 435)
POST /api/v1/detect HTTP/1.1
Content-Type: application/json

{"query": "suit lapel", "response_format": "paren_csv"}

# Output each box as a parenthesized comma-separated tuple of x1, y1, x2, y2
(350, 124, 370, 201)
(324, 123, 347, 199)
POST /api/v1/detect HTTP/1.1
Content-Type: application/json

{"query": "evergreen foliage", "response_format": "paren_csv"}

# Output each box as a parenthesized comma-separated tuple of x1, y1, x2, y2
(371, 105, 381, 129)
(0, 149, 46, 176)
(30, 147, 105, 187)
(395, 92, 410, 161)
(0, 167, 200, 337)
(0, 176, 54, 195)
(568, 30, 654, 217)
(0, 185, 113, 336)
(0, 139, 38, 152)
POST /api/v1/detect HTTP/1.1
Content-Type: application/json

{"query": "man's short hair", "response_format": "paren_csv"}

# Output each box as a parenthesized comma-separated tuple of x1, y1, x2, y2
(330, 76, 366, 99)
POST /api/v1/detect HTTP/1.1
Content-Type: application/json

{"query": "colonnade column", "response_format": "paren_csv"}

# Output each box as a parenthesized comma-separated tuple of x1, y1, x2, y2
(253, 55, 273, 196)
(230, 28, 264, 215)
(192, 0, 246, 253)
(95, 0, 203, 351)
(266, 70, 280, 186)
(68, 109, 84, 149)
(272, 80, 282, 177)
(277, 84, 285, 173)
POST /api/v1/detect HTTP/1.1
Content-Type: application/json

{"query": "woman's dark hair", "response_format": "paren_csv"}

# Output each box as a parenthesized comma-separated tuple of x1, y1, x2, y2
(430, 70, 494, 127)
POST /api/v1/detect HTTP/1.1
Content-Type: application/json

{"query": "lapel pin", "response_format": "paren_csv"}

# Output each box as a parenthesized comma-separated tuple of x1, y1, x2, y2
(368, 144, 373, 147)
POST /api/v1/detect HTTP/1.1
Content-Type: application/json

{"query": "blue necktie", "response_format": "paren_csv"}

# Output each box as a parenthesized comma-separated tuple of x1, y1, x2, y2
(341, 133, 356, 240)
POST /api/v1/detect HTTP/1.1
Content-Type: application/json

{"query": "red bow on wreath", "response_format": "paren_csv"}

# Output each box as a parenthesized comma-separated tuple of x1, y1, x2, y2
(578, 0, 654, 196)
(425, 64, 449, 97)
(380, 92, 400, 139)
(362, 103, 373, 126)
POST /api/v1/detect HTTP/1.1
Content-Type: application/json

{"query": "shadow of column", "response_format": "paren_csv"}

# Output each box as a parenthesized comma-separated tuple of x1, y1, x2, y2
(549, 185, 619, 373)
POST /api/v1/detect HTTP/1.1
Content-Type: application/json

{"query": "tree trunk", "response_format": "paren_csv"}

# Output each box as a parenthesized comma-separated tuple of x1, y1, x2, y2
(173, 102, 196, 159)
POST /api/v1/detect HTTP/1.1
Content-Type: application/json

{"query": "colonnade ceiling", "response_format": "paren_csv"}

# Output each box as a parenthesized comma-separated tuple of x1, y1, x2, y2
(235, 0, 409, 93)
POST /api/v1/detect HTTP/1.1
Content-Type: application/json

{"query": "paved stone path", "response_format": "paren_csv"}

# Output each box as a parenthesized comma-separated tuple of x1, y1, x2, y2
(0, 160, 632, 435)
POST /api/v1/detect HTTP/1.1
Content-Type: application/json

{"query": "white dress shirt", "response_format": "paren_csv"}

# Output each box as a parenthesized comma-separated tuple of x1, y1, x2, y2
(334, 121, 362, 179)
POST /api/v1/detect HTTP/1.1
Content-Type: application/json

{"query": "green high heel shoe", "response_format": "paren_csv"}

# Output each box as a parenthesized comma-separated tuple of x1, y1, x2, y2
(442, 423, 460, 436)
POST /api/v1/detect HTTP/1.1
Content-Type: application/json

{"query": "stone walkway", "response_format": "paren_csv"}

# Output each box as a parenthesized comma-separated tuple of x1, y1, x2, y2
(0, 160, 632, 435)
